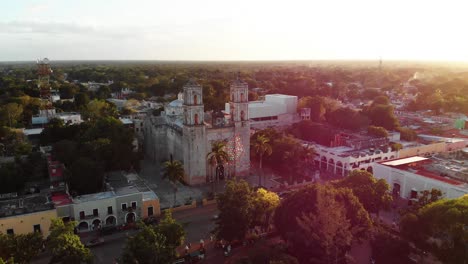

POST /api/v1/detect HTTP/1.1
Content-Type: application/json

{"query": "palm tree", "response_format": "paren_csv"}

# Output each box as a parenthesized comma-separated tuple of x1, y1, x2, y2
(206, 141, 229, 194)
(162, 158, 185, 207)
(251, 134, 272, 186)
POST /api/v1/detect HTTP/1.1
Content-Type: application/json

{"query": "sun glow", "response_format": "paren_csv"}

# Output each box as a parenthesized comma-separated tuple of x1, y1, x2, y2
(2, 0, 468, 61)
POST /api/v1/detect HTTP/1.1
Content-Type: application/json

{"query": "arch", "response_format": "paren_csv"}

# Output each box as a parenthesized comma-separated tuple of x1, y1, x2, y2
(240, 110, 245, 121)
(328, 159, 335, 172)
(390, 155, 395, 159)
(194, 94, 198, 105)
(78, 221, 89, 231)
(105, 215, 116, 226)
(126, 212, 136, 224)
(240, 93, 245, 102)
(367, 166, 373, 174)
(194, 113, 199, 125)
(320, 156, 327, 169)
(336, 161, 343, 176)
(383, 157, 388, 160)
(92, 219, 101, 230)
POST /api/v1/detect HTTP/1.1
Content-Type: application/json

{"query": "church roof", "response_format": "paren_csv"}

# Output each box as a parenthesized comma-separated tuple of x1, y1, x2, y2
(168, 99, 183, 107)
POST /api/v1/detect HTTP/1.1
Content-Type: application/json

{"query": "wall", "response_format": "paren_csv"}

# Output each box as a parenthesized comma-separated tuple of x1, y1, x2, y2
(142, 199, 161, 218)
(399, 142, 446, 158)
(115, 193, 143, 225)
(373, 163, 468, 199)
(72, 196, 117, 230)
(0, 209, 57, 237)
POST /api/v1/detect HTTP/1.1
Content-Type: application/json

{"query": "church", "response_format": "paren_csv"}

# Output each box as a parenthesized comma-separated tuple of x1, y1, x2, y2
(143, 78, 251, 185)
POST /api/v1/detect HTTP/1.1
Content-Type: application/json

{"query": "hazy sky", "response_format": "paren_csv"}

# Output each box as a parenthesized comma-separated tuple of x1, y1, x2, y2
(1, 0, 468, 61)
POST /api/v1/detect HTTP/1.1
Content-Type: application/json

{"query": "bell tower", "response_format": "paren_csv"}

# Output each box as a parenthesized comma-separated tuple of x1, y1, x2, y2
(182, 79, 207, 184)
(229, 77, 250, 176)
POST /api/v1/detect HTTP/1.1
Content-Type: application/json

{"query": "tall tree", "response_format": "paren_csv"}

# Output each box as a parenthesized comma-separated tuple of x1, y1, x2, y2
(334, 170, 392, 215)
(206, 141, 229, 193)
(47, 218, 92, 264)
(162, 159, 185, 206)
(274, 184, 371, 263)
(215, 180, 279, 241)
(400, 195, 468, 264)
(251, 134, 273, 186)
(215, 180, 254, 241)
(0, 232, 43, 264)
(155, 210, 185, 259)
(121, 223, 173, 264)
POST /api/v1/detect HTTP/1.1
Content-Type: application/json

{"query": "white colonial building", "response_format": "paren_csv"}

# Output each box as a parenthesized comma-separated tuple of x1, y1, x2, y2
(373, 156, 468, 199)
(226, 94, 301, 129)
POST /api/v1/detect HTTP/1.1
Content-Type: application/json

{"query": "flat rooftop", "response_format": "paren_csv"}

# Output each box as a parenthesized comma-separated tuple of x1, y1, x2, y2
(379, 156, 465, 186)
(0, 194, 54, 218)
(382, 156, 429, 166)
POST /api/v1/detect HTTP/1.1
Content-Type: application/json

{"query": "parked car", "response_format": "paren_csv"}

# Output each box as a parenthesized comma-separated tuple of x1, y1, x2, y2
(85, 237, 104, 247)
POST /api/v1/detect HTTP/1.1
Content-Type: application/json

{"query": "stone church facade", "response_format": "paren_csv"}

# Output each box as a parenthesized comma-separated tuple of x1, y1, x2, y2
(143, 79, 250, 185)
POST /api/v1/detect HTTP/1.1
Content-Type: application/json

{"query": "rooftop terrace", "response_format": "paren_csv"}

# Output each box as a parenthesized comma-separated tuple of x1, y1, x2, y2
(380, 156, 466, 186)
(0, 194, 54, 218)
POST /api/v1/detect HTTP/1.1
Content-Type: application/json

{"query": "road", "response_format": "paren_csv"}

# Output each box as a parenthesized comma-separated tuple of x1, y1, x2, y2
(173, 203, 218, 243)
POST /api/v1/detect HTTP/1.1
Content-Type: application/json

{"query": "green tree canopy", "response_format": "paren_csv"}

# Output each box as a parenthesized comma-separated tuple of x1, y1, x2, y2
(400, 195, 468, 264)
(162, 159, 185, 206)
(0, 231, 43, 264)
(215, 180, 279, 241)
(155, 210, 185, 257)
(334, 170, 392, 215)
(47, 218, 92, 264)
(274, 184, 372, 263)
(121, 222, 174, 264)
(367, 125, 389, 138)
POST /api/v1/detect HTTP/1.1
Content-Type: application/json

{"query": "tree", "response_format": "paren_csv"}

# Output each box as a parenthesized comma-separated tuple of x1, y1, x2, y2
(162, 159, 185, 207)
(83, 99, 117, 120)
(367, 125, 389, 138)
(53, 140, 78, 167)
(274, 184, 371, 263)
(68, 157, 104, 195)
(334, 170, 392, 215)
(155, 210, 185, 258)
(0, 103, 23, 127)
(398, 127, 417, 141)
(371, 229, 412, 264)
(251, 188, 280, 228)
(47, 218, 92, 264)
(400, 195, 468, 264)
(206, 141, 229, 193)
(0, 232, 43, 264)
(74, 92, 90, 109)
(121, 223, 173, 264)
(363, 98, 400, 130)
(389, 142, 403, 151)
(251, 134, 272, 186)
(215, 180, 254, 241)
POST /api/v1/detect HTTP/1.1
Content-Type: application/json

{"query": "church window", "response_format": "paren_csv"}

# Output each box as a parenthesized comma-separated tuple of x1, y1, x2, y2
(241, 110, 245, 121)
(194, 114, 199, 125)
(194, 94, 198, 105)
(241, 93, 245, 102)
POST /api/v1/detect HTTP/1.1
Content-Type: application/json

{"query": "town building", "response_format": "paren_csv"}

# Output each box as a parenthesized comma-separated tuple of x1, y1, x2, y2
(32, 109, 83, 127)
(144, 79, 251, 185)
(52, 172, 160, 232)
(373, 156, 468, 199)
(226, 94, 301, 129)
(0, 193, 57, 236)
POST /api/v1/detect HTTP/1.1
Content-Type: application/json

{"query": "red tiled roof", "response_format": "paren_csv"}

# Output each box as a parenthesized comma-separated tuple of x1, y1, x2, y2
(51, 192, 72, 206)
(415, 169, 464, 186)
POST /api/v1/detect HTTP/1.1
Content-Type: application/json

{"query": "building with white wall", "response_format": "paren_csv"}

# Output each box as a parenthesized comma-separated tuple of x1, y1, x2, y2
(52, 172, 160, 232)
(225, 93, 300, 129)
(373, 156, 468, 199)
